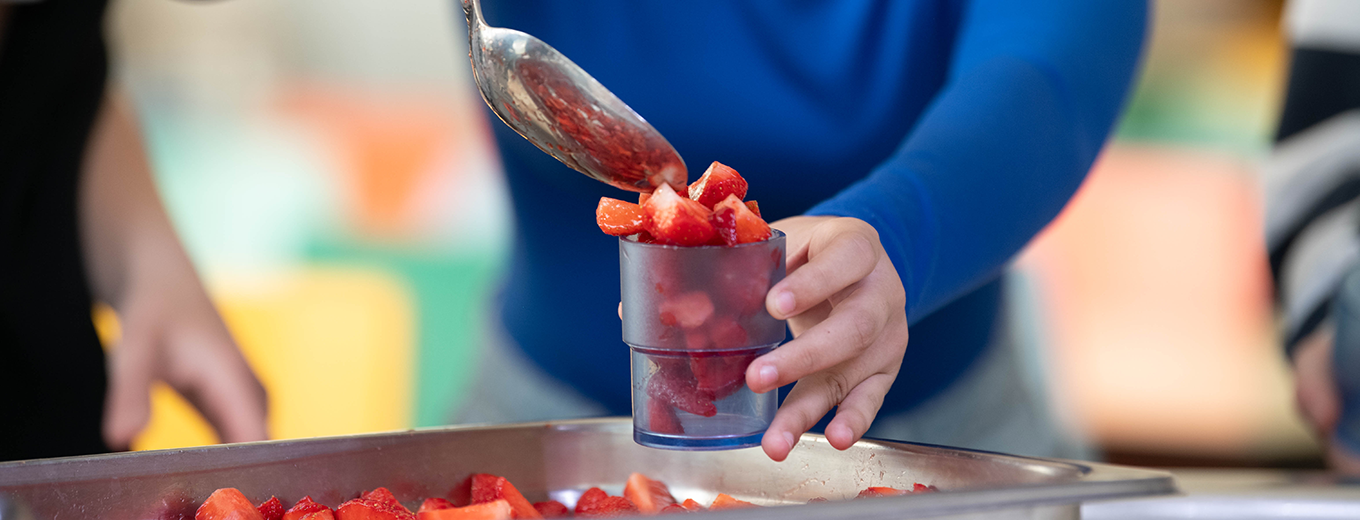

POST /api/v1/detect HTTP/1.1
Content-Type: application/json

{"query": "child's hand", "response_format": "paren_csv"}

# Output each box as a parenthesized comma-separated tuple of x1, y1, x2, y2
(746, 216, 909, 461)
(1292, 328, 1360, 475)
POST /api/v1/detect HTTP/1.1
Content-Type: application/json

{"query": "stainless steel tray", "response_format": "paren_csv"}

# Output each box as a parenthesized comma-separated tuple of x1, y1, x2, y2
(0, 418, 1175, 520)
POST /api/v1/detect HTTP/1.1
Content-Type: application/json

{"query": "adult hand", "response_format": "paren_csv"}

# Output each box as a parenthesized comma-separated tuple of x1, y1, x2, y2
(82, 92, 268, 450)
(103, 283, 268, 450)
(1293, 328, 1360, 474)
(746, 216, 909, 461)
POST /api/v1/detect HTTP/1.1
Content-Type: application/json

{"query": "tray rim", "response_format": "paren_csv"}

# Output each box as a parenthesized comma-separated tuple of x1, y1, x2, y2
(0, 417, 1178, 518)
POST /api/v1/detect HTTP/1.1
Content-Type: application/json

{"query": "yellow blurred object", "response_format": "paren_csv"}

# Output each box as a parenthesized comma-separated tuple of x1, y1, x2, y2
(93, 267, 417, 451)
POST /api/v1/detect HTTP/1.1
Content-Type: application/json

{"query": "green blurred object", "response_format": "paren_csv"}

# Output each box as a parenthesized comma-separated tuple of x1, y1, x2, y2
(307, 237, 504, 428)
(1113, 0, 1285, 158)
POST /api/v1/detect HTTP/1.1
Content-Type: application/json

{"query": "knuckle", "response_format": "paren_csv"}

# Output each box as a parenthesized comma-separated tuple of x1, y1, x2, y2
(792, 405, 823, 430)
(793, 345, 823, 374)
(839, 233, 878, 266)
(824, 372, 854, 405)
(845, 311, 880, 350)
(890, 290, 907, 310)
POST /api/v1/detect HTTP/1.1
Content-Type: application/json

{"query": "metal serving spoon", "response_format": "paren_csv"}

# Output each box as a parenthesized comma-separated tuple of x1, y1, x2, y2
(460, 0, 687, 193)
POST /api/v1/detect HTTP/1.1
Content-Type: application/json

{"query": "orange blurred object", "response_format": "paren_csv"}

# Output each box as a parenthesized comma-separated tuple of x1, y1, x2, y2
(277, 85, 485, 237)
(1019, 144, 1311, 461)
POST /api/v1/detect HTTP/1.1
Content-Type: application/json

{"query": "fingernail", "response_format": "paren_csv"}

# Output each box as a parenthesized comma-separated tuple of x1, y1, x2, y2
(775, 291, 796, 316)
(782, 431, 796, 450)
(759, 365, 778, 387)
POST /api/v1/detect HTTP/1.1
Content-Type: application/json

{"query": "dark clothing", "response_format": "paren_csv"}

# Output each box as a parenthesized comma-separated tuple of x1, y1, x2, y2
(1275, 48, 1360, 143)
(1269, 45, 1360, 355)
(0, 0, 110, 461)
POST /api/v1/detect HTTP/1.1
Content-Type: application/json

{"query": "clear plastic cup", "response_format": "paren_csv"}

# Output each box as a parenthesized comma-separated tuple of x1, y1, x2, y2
(620, 230, 787, 450)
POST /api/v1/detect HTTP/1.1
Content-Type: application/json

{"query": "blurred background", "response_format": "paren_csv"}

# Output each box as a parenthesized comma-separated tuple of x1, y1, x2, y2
(101, 0, 1315, 467)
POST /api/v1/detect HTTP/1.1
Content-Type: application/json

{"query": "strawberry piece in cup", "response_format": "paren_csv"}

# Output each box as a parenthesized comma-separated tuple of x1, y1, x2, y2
(596, 198, 648, 236)
(688, 162, 749, 209)
(711, 194, 772, 246)
(641, 184, 717, 246)
(644, 357, 717, 417)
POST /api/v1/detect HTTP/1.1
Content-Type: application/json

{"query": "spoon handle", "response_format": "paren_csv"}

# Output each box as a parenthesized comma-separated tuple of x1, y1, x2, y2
(461, 0, 483, 30)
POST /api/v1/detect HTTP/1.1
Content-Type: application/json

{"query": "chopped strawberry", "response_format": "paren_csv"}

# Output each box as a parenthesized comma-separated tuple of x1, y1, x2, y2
(632, 231, 661, 244)
(744, 200, 761, 218)
(596, 198, 648, 236)
(688, 162, 748, 209)
(719, 271, 770, 317)
(335, 488, 414, 520)
(855, 485, 935, 498)
(711, 195, 771, 246)
(711, 236, 779, 317)
(647, 401, 684, 434)
(259, 497, 286, 520)
(683, 329, 710, 350)
(417, 500, 512, 520)
(573, 488, 607, 515)
(706, 316, 749, 350)
(283, 497, 334, 520)
(623, 473, 677, 514)
(468, 474, 542, 519)
(659, 504, 688, 514)
(658, 291, 713, 329)
(333, 499, 402, 520)
(645, 362, 716, 417)
(531, 501, 569, 519)
(197, 488, 265, 520)
(643, 184, 716, 246)
(708, 494, 756, 510)
(363, 489, 405, 510)
(680, 499, 705, 512)
(575, 492, 637, 518)
(419, 499, 456, 513)
(638, 192, 651, 205)
(690, 351, 755, 401)
(855, 487, 899, 498)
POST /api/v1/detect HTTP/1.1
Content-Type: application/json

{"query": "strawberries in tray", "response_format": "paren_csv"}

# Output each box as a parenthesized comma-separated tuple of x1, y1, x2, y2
(336, 487, 415, 520)
(197, 488, 265, 520)
(194, 474, 942, 519)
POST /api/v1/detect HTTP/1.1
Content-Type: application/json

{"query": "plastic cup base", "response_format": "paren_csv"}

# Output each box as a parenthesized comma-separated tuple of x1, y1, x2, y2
(634, 428, 765, 451)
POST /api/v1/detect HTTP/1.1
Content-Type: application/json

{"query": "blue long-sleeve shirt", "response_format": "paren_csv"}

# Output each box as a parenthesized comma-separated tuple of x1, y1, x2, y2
(484, 0, 1146, 418)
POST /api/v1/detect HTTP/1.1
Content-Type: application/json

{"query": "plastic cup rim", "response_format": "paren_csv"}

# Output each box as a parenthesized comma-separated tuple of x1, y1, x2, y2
(619, 229, 785, 249)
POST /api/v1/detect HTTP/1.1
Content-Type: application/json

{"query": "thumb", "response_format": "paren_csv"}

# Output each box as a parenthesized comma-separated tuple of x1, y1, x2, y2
(102, 331, 156, 451)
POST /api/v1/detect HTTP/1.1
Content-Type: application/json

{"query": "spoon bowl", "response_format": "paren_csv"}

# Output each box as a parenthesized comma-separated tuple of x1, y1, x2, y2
(461, 0, 687, 192)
